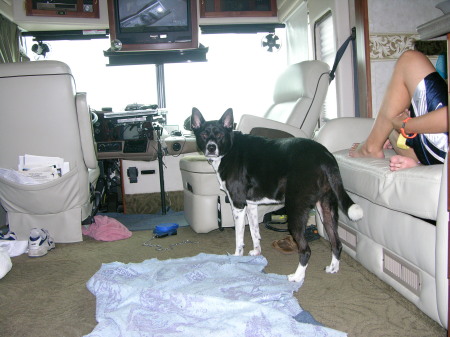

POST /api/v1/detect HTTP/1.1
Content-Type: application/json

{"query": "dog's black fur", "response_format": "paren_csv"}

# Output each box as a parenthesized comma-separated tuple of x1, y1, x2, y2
(191, 107, 363, 282)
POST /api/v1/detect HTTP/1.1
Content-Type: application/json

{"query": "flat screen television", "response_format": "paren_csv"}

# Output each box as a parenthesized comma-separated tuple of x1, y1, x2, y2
(107, 0, 199, 51)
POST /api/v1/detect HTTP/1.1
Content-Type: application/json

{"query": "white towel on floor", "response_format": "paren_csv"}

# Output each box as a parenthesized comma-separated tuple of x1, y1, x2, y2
(0, 240, 28, 257)
(0, 247, 12, 279)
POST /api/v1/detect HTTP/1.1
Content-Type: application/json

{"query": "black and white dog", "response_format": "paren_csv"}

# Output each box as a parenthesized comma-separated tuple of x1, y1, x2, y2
(191, 107, 363, 283)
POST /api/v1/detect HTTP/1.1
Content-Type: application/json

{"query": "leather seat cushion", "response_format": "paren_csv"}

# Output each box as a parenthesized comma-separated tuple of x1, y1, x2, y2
(333, 149, 443, 221)
(180, 155, 214, 174)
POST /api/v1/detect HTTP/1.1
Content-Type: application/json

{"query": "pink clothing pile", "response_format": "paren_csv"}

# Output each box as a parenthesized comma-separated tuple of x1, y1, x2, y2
(82, 215, 132, 241)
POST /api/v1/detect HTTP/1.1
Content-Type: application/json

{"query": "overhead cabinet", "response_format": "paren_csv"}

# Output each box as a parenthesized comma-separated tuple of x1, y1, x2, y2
(25, 0, 100, 18)
(200, 0, 277, 18)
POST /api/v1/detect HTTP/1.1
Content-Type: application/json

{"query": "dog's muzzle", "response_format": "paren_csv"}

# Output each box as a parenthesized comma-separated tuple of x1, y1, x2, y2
(205, 141, 219, 157)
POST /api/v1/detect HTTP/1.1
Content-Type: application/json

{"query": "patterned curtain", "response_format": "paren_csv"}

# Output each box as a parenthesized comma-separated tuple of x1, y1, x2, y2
(0, 13, 27, 63)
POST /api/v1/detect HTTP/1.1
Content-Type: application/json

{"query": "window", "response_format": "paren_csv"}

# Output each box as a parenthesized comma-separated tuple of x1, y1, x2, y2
(24, 29, 286, 129)
(314, 11, 337, 124)
(283, 2, 309, 64)
(24, 38, 158, 115)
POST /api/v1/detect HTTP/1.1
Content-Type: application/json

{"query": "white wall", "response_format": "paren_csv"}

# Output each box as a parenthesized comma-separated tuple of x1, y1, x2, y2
(282, 0, 355, 118)
(280, 0, 446, 119)
(368, 0, 444, 117)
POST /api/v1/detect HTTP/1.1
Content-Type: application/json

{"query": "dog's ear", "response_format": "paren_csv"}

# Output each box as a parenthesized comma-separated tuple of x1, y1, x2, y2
(220, 108, 234, 130)
(191, 107, 205, 130)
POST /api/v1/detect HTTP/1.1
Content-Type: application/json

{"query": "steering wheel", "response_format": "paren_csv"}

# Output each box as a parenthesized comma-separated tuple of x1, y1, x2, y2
(90, 110, 99, 124)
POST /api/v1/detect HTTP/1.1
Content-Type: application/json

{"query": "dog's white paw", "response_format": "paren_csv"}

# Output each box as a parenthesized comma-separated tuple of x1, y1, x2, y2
(325, 264, 339, 273)
(249, 248, 261, 256)
(325, 254, 340, 274)
(288, 273, 305, 283)
(288, 273, 304, 283)
(288, 263, 307, 283)
(234, 247, 244, 256)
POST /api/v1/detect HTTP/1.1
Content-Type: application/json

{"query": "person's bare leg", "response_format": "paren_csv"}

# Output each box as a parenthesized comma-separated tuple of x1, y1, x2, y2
(349, 51, 436, 159)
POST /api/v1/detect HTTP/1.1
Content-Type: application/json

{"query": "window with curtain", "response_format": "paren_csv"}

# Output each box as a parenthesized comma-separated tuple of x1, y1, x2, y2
(283, 2, 310, 64)
(0, 13, 26, 63)
(314, 11, 337, 124)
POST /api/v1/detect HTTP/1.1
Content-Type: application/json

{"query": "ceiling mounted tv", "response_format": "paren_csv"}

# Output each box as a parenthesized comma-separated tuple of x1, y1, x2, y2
(107, 0, 199, 51)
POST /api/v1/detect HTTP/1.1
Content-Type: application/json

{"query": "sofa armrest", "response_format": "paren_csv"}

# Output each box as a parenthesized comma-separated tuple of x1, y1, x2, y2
(237, 114, 308, 138)
(314, 117, 374, 152)
(436, 156, 449, 328)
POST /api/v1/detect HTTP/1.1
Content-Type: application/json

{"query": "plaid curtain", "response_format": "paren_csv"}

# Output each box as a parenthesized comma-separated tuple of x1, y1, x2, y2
(0, 13, 27, 63)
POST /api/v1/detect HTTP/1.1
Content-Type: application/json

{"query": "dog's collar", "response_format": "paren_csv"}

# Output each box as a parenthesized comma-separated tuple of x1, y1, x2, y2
(207, 155, 224, 165)
(207, 156, 223, 163)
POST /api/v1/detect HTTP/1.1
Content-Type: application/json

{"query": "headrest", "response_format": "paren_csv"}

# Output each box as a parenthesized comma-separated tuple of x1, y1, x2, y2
(273, 60, 330, 103)
(0, 60, 72, 78)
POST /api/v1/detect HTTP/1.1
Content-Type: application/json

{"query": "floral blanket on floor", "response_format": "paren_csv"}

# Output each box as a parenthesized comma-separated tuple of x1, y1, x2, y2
(85, 253, 346, 337)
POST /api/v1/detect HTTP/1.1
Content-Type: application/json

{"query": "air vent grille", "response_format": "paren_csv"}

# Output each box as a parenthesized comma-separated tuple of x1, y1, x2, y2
(337, 224, 357, 250)
(383, 249, 421, 295)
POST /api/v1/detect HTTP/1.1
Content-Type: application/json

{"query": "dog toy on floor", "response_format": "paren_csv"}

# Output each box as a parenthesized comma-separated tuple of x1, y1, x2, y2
(153, 223, 179, 238)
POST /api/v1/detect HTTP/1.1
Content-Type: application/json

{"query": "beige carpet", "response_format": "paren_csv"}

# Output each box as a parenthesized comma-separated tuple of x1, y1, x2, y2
(0, 225, 447, 337)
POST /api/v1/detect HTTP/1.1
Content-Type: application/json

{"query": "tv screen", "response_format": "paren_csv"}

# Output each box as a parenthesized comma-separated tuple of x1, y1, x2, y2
(108, 0, 198, 50)
(118, 0, 189, 33)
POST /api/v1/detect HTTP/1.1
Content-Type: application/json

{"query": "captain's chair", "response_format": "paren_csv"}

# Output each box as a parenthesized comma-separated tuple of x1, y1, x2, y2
(179, 60, 331, 233)
(237, 60, 330, 138)
(0, 61, 100, 243)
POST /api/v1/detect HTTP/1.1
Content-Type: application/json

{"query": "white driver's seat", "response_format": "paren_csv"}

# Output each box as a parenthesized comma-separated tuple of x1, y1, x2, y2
(0, 61, 100, 242)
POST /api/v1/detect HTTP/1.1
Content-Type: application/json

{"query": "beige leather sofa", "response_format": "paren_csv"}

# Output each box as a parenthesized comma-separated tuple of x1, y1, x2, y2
(314, 117, 448, 329)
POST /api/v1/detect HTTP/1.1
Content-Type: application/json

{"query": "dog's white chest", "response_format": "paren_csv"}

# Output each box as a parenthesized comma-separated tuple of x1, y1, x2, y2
(209, 158, 227, 191)
(210, 158, 221, 172)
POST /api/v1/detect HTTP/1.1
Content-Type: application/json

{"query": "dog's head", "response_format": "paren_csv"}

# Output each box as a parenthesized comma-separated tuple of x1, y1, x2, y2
(191, 107, 234, 159)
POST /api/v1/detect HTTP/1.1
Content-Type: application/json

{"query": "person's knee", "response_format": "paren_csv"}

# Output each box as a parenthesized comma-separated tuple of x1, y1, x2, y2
(401, 50, 435, 69)
(400, 50, 421, 59)
(395, 50, 435, 85)
(397, 50, 423, 67)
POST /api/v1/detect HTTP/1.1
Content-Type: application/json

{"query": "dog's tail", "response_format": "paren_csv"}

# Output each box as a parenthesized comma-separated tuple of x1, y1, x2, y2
(327, 165, 363, 221)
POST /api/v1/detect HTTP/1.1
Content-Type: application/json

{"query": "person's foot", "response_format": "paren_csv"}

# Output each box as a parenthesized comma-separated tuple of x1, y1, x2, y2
(349, 143, 385, 159)
(389, 155, 420, 171)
